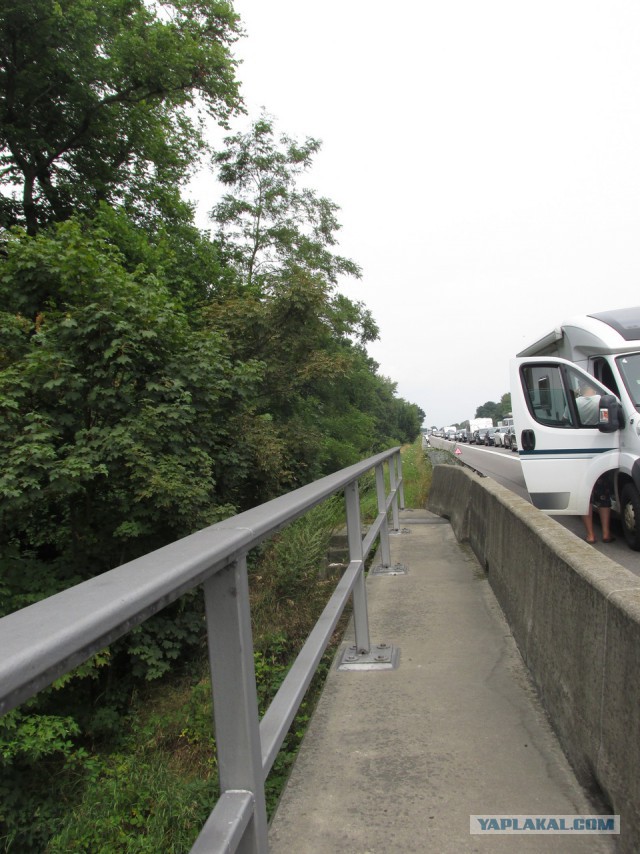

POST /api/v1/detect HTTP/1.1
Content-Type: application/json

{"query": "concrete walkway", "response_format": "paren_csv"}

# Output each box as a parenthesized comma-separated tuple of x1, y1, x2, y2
(268, 509, 616, 853)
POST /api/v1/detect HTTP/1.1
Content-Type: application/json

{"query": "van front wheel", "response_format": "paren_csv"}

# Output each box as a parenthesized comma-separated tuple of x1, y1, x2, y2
(621, 483, 640, 550)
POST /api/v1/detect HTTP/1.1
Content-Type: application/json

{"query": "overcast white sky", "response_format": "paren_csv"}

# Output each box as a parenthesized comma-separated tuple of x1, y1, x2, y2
(189, 1, 640, 428)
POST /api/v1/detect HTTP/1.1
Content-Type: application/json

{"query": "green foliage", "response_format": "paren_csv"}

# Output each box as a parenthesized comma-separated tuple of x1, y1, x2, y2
(21, 493, 347, 850)
(212, 114, 361, 292)
(0, 709, 80, 764)
(254, 634, 291, 710)
(0, 217, 261, 852)
(209, 111, 430, 468)
(247, 515, 346, 819)
(0, 0, 243, 234)
(0, 44, 429, 847)
(248, 496, 347, 667)
(400, 437, 432, 509)
(42, 668, 221, 852)
(208, 115, 404, 485)
(262, 652, 332, 818)
(205, 281, 372, 489)
(0, 695, 91, 850)
(1, 438, 429, 850)
(474, 392, 512, 425)
(261, 498, 344, 596)
(47, 752, 216, 854)
(128, 595, 204, 681)
(0, 220, 258, 590)
(91, 203, 236, 309)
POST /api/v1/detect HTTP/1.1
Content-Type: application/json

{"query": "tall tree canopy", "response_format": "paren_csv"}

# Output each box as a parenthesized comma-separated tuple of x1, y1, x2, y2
(207, 116, 413, 482)
(0, 0, 243, 234)
(474, 392, 512, 425)
(212, 115, 360, 292)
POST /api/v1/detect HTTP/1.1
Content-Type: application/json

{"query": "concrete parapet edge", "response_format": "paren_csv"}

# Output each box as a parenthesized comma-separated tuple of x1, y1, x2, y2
(428, 463, 640, 852)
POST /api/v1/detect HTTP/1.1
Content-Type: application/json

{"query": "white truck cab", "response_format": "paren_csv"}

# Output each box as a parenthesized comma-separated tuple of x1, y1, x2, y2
(510, 306, 640, 549)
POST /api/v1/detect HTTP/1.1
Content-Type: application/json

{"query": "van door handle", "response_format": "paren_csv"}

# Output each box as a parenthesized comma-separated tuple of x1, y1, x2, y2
(521, 430, 535, 451)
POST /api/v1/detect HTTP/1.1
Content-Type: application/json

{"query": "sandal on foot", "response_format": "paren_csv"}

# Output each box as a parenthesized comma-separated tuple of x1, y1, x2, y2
(602, 536, 616, 543)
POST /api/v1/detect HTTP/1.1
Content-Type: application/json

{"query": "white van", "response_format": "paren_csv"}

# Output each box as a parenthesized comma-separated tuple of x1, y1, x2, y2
(510, 307, 639, 548)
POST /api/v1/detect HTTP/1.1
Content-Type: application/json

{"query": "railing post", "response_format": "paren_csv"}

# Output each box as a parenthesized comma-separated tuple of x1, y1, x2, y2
(344, 479, 371, 654)
(396, 450, 406, 510)
(375, 462, 392, 568)
(203, 556, 268, 854)
(389, 456, 400, 532)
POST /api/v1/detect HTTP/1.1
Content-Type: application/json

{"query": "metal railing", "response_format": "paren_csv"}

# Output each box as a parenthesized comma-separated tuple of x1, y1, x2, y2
(0, 447, 405, 853)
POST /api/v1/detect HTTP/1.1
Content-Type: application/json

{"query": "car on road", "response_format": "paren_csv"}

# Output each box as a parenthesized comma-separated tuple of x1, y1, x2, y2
(503, 427, 518, 452)
(445, 429, 457, 441)
(456, 429, 469, 442)
(492, 426, 510, 447)
(483, 428, 497, 445)
(474, 427, 491, 445)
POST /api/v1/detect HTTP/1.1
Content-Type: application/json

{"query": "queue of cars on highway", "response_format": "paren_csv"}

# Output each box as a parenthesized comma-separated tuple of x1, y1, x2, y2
(429, 426, 518, 451)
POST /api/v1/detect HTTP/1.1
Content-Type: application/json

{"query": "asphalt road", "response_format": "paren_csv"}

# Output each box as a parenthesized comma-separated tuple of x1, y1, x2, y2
(426, 435, 640, 577)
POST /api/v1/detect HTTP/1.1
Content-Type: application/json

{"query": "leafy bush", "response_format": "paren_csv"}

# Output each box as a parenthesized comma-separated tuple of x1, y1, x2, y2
(0, 221, 258, 592)
(0, 708, 82, 851)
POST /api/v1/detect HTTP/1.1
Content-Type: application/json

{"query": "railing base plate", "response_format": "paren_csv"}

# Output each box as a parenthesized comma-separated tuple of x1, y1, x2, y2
(337, 643, 399, 671)
(369, 563, 408, 576)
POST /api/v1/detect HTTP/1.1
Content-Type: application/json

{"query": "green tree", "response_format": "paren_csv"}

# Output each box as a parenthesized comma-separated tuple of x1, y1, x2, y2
(212, 114, 361, 292)
(207, 116, 428, 482)
(91, 201, 237, 310)
(497, 392, 512, 423)
(0, 0, 243, 234)
(0, 220, 264, 595)
(207, 115, 390, 484)
(0, 217, 258, 849)
(205, 266, 379, 489)
(475, 400, 498, 423)
(475, 393, 512, 425)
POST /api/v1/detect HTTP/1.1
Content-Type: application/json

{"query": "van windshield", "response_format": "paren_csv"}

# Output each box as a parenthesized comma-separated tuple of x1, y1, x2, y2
(616, 353, 640, 410)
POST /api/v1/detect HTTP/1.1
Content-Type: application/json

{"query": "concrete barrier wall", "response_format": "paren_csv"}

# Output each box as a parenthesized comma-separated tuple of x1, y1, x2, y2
(428, 464, 640, 851)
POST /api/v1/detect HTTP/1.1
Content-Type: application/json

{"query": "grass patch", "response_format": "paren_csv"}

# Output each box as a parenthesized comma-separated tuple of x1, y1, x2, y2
(400, 437, 431, 508)
(359, 438, 431, 520)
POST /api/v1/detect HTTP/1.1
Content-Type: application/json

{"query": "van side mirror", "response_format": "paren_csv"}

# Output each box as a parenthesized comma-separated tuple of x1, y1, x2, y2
(598, 394, 625, 432)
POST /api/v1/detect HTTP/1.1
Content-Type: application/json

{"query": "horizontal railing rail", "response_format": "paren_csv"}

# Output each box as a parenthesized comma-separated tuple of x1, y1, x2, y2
(0, 446, 404, 853)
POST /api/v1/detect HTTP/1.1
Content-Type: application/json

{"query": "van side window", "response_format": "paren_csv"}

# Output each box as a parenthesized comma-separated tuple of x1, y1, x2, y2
(592, 357, 620, 397)
(520, 364, 610, 428)
(566, 367, 612, 427)
(521, 365, 573, 427)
